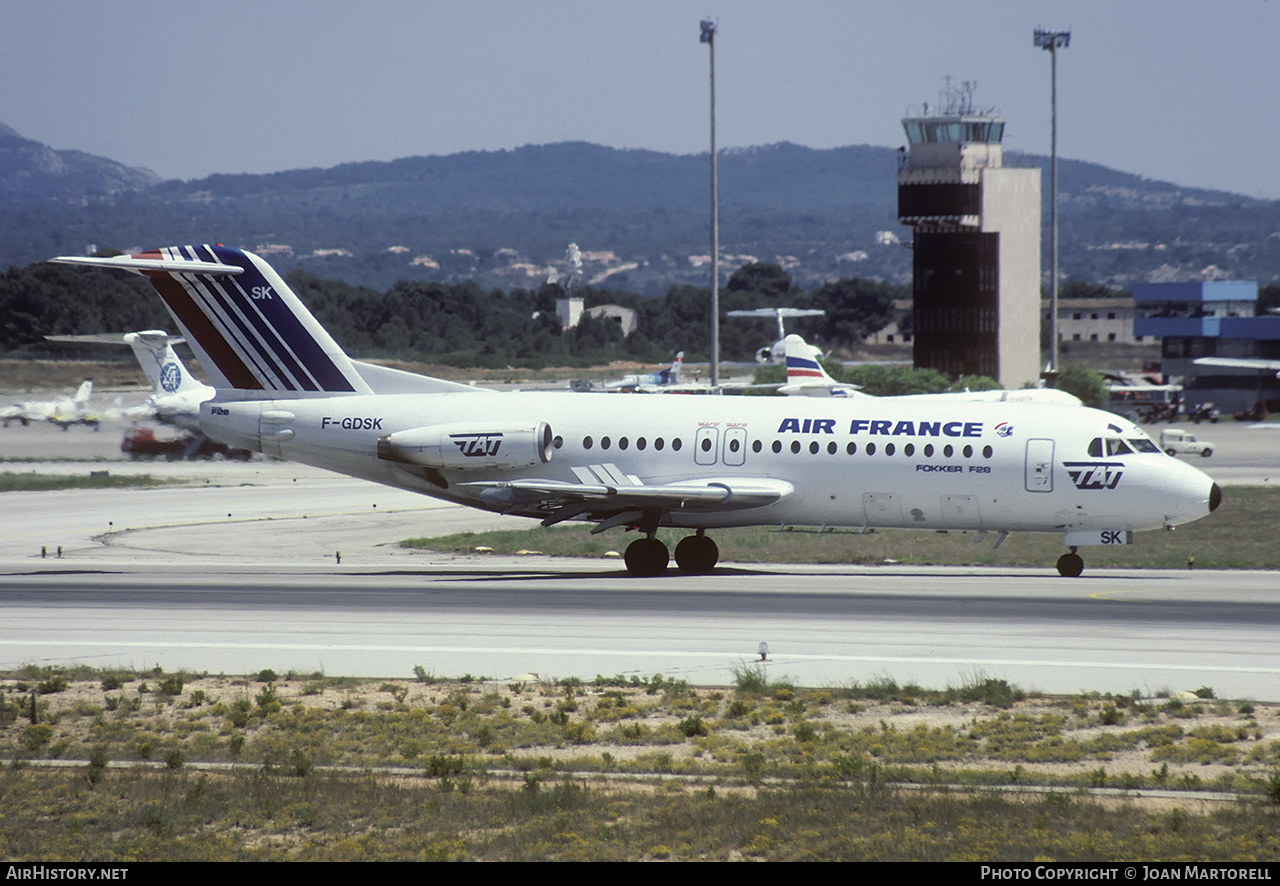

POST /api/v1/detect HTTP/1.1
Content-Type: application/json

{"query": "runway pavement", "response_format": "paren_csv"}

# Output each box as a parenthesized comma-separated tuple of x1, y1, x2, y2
(3, 562, 1279, 700)
(2, 410, 1279, 698)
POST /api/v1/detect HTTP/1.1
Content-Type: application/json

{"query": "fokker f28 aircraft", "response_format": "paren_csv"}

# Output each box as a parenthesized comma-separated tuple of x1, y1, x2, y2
(53, 246, 1221, 577)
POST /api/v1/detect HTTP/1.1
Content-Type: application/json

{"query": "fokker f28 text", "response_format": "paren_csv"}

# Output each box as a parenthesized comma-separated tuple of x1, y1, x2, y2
(53, 246, 1221, 576)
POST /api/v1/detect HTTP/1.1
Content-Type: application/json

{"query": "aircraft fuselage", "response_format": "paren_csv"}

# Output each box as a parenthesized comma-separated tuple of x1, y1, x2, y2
(202, 391, 1216, 539)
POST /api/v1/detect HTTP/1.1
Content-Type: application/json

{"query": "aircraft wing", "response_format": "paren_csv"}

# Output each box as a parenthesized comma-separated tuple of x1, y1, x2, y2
(458, 470, 793, 528)
(1193, 357, 1280, 373)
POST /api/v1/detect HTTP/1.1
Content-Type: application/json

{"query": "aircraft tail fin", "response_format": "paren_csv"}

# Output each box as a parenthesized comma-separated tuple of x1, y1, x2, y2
(72, 380, 93, 406)
(783, 335, 837, 385)
(52, 247, 371, 397)
(122, 330, 208, 397)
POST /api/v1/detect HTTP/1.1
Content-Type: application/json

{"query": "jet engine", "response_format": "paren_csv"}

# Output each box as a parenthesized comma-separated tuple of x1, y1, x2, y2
(377, 422, 553, 471)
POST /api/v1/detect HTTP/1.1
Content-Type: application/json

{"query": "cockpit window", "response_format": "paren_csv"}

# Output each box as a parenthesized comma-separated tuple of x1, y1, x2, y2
(1105, 438, 1133, 456)
(1088, 437, 1103, 458)
(1128, 438, 1161, 453)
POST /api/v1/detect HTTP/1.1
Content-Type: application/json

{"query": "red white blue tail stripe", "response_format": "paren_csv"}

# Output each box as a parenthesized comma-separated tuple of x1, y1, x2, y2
(56, 246, 370, 396)
(785, 351, 827, 381)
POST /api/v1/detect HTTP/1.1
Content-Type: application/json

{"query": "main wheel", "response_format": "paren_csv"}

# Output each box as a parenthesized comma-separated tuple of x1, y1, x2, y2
(1056, 552, 1084, 578)
(675, 535, 719, 574)
(624, 537, 669, 576)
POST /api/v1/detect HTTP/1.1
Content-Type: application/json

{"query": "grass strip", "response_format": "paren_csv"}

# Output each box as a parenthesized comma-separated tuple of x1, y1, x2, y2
(0, 471, 183, 493)
(404, 485, 1280, 570)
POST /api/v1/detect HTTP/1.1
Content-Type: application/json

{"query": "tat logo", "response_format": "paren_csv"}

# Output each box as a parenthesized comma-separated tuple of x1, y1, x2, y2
(1064, 461, 1123, 490)
(994, 422, 1014, 438)
(159, 362, 182, 393)
(251, 285, 274, 300)
(451, 432, 503, 458)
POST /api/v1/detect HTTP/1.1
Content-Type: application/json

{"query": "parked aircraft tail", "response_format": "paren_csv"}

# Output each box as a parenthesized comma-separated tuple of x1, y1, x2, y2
(663, 352, 684, 385)
(123, 331, 207, 397)
(778, 335, 864, 398)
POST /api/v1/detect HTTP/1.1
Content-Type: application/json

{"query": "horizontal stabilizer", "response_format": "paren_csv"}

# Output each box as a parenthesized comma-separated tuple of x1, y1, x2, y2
(352, 361, 490, 395)
(51, 255, 244, 276)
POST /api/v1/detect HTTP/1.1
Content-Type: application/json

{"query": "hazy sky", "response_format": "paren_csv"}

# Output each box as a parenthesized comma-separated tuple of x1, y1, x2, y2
(5, 1, 1277, 197)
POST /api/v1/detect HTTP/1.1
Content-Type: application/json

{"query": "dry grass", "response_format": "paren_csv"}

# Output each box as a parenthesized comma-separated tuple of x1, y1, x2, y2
(3, 666, 1280, 860)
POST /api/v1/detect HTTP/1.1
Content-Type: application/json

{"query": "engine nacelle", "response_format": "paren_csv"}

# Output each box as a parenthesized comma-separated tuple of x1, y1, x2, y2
(378, 422, 553, 471)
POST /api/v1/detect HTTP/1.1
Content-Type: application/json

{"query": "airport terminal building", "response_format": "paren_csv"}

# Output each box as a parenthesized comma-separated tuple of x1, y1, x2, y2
(1135, 281, 1280, 413)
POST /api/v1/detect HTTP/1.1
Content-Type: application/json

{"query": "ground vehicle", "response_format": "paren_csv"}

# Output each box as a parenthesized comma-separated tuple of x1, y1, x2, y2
(121, 426, 252, 461)
(1189, 403, 1220, 424)
(1160, 428, 1214, 458)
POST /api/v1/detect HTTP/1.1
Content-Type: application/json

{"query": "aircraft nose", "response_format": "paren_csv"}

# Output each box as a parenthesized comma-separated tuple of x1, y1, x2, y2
(1209, 482, 1222, 513)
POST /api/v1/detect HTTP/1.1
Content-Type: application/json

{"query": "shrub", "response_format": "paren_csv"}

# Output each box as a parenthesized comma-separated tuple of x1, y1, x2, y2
(87, 745, 109, 787)
(23, 723, 53, 750)
(677, 715, 709, 738)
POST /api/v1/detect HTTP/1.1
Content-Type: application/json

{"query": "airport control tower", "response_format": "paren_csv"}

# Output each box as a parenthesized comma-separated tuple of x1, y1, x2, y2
(898, 81, 1041, 388)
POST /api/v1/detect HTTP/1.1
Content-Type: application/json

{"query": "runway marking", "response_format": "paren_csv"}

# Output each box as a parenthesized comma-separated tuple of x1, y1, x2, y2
(5, 640, 1280, 676)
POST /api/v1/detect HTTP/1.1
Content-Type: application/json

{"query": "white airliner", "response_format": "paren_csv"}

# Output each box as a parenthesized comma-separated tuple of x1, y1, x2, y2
(53, 246, 1221, 577)
(603, 352, 684, 391)
(777, 334, 1084, 407)
(727, 307, 826, 362)
(0, 380, 97, 429)
(122, 331, 214, 430)
(47, 330, 215, 429)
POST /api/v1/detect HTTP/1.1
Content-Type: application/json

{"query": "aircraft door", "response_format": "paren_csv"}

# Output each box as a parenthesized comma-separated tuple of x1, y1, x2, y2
(723, 427, 747, 466)
(1025, 439, 1054, 492)
(694, 426, 719, 466)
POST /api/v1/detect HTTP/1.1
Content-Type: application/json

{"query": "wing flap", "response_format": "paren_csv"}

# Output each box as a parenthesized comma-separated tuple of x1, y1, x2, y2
(460, 475, 794, 514)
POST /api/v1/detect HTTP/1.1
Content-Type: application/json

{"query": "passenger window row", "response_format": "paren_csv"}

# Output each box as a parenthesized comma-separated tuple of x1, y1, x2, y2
(580, 436, 683, 452)
(567, 433, 993, 460)
(760, 439, 993, 459)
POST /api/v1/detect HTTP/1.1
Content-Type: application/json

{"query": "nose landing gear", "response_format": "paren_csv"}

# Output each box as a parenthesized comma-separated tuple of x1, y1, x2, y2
(1056, 546, 1084, 577)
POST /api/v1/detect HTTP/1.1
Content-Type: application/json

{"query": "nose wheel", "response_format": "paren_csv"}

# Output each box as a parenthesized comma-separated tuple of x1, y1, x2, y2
(1056, 547, 1084, 578)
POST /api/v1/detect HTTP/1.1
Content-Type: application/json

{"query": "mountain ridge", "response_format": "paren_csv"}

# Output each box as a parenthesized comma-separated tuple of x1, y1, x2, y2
(1, 124, 1276, 292)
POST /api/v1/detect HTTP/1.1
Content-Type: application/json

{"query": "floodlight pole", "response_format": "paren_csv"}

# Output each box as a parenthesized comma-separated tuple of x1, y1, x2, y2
(701, 18, 720, 386)
(1035, 28, 1069, 385)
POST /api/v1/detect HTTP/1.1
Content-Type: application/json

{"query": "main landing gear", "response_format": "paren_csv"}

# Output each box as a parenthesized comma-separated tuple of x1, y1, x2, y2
(624, 531, 719, 576)
(1056, 546, 1084, 578)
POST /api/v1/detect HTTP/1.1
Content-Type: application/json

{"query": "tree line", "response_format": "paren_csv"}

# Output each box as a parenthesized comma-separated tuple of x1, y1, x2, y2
(0, 259, 905, 368)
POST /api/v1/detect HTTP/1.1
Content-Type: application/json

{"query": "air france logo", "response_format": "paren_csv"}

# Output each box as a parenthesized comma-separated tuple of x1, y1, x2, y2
(160, 362, 182, 393)
(1064, 461, 1123, 490)
(451, 432, 503, 458)
(994, 422, 1014, 438)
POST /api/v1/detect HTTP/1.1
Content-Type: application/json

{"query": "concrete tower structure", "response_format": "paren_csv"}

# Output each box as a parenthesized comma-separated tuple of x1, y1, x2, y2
(897, 82, 1041, 388)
